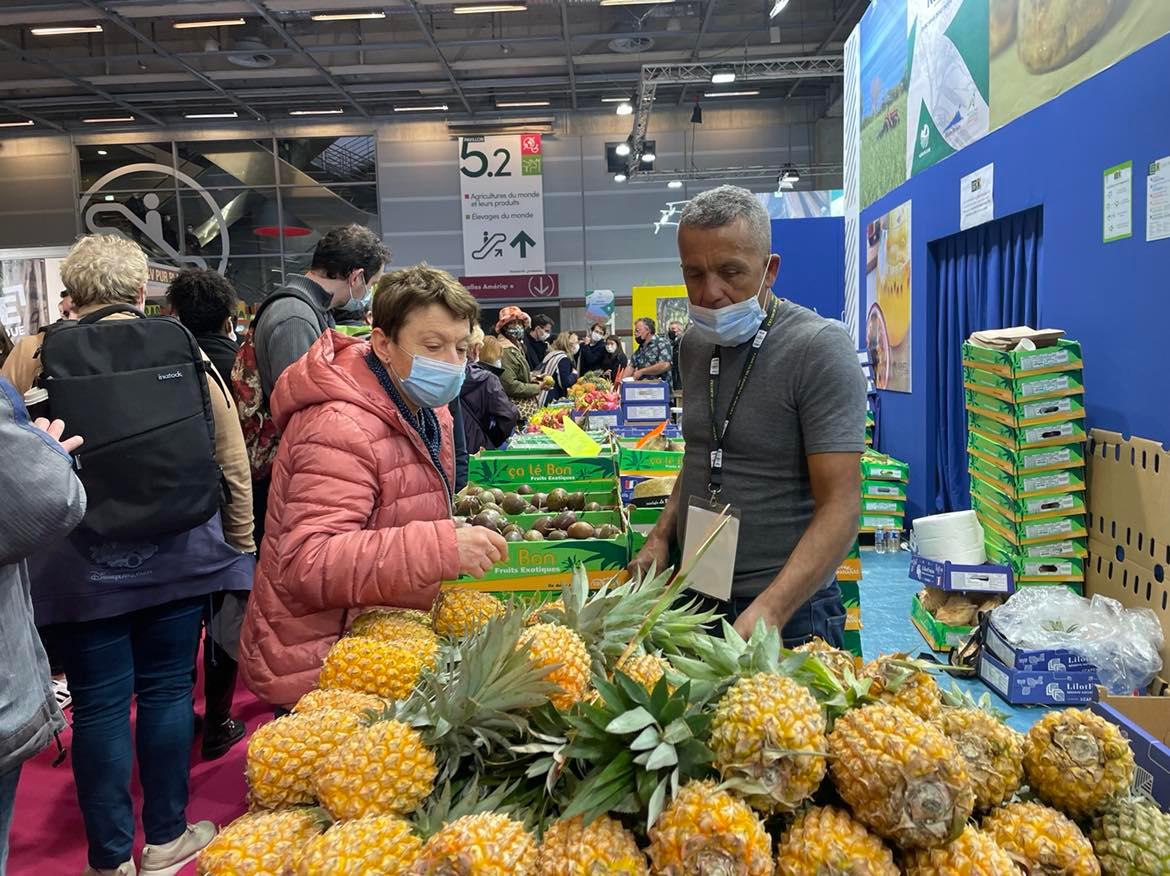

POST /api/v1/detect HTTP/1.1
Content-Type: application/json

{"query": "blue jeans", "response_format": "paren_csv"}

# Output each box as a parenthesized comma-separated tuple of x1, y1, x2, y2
(51, 597, 204, 869)
(701, 581, 847, 648)
(0, 765, 20, 876)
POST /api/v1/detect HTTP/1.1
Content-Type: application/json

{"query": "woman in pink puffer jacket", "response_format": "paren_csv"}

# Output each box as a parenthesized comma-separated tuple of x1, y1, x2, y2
(240, 265, 508, 708)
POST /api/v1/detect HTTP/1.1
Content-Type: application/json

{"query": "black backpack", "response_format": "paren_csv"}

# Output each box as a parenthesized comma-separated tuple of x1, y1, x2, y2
(38, 304, 226, 540)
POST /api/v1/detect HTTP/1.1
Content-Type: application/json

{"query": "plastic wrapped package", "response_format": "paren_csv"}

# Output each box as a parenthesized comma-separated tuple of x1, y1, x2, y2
(989, 586, 1164, 693)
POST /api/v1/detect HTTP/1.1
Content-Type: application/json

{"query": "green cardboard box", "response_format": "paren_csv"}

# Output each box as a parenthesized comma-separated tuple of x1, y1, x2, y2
(841, 628, 863, 659)
(626, 506, 664, 556)
(442, 534, 629, 592)
(964, 367, 1085, 403)
(617, 445, 684, 477)
(860, 513, 904, 532)
(841, 578, 861, 632)
(985, 528, 1087, 559)
(972, 497, 1087, 547)
(838, 541, 862, 582)
(968, 455, 1086, 499)
(861, 498, 907, 515)
(968, 476, 1086, 522)
(964, 391, 1086, 428)
(911, 592, 973, 652)
(967, 411, 1086, 451)
(962, 338, 1083, 377)
(983, 539, 1086, 584)
(862, 479, 908, 500)
(968, 431, 1085, 477)
(503, 431, 610, 452)
(861, 450, 910, 482)
(467, 451, 617, 486)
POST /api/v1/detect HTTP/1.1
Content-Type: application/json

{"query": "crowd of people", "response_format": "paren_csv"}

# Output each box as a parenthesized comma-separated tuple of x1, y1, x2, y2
(0, 184, 864, 875)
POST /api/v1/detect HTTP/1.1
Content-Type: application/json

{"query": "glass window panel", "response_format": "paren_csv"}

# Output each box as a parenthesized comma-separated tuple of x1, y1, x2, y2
(277, 135, 376, 184)
(77, 190, 192, 269)
(174, 139, 279, 189)
(222, 255, 287, 305)
(78, 142, 178, 193)
(179, 189, 284, 260)
(278, 184, 380, 237)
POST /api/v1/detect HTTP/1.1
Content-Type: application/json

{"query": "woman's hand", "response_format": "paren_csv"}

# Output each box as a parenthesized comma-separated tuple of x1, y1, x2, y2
(455, 526, 509, 578)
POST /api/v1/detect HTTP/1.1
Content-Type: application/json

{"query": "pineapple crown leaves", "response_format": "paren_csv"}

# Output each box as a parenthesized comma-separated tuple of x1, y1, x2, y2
(560, 670, 714, 831)
(940, 683, 1011, 722)
(411, 775, 524, 840)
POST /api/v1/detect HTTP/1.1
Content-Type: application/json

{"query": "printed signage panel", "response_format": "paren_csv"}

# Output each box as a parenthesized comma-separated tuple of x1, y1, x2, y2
(460, 134, 546, 276)
(458, 273, 559, 300)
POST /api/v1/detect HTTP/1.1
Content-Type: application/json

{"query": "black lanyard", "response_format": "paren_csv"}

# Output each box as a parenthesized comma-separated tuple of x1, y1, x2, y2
(707, 296, 779, 497)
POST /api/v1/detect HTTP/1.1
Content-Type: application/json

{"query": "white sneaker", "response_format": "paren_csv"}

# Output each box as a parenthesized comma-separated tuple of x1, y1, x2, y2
(81, 863, 135, 876)
(139, 821, 217, 876)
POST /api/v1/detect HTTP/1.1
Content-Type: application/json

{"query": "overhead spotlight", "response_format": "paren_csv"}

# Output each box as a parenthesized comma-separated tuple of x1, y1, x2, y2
(641, 150, 655, 164)
(616, 102, 633, 116)
(668, 179, 683, 189)
(768, 0, 791, 18)
(615, 142, 631, 157)
(710, 68, 736, 84)
(614, 173, 627, 183)
(690, 103, 703, 124)
(96, 149, 108, 155)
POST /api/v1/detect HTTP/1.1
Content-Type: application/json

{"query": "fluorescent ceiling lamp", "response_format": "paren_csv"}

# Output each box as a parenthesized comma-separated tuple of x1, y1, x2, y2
(496, 100, 550, 108)
(172, 18, 246, 29)
(83, 115, 135, 123)
(703, 89, 760, 97)
(710, 69, 736, 84)
(185, 111, 239, 119)
(641, 151, 655, 163)
(394, 104, 449, 112)
(614, 173, 627, 183)
(768, 0, 791, 18)
(289, 108, 344, 115)
(616, 102, 633, 116)
(96, 149, 108, 155)
(668, 179, 683, 189)
(615, 142, 631, 157)
(600, 0, 674, 5)
(601, 96, 631, 103)
(30, 25, 103, 35)
(0, 120, 34, 128)
(310, 11, 387, 21)
(452, 3, 526, 13)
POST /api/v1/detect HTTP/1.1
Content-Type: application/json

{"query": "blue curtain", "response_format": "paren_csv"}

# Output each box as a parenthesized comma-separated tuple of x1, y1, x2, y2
(932, 208, 1042, 512)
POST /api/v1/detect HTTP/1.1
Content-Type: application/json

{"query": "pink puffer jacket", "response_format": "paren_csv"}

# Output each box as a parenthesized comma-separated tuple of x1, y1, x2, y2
(239, 331, 459, 706)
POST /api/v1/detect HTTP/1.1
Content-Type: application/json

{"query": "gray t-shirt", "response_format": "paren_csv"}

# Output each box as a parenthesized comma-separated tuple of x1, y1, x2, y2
(254, 274, 336, 399)
(675, 300, 866, 598)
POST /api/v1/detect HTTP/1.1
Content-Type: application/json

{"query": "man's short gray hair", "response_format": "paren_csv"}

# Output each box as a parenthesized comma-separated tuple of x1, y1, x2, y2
(678, 185, 771, 255)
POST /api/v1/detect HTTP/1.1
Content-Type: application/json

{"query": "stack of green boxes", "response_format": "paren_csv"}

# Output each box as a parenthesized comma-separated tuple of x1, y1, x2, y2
(860, 449, 910, 535)
(865, 410, 874, 447)
(964, 338, 1087, 593)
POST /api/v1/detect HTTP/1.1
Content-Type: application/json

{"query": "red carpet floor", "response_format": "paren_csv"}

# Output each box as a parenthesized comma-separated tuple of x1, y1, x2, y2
(7, 678, 266, 876)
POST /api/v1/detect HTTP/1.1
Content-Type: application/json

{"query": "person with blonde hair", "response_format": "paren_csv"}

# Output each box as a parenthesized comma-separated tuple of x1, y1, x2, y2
(458, 324, 519, 452)
(1, 233, 255, 876)
(537, 330, 580, 405)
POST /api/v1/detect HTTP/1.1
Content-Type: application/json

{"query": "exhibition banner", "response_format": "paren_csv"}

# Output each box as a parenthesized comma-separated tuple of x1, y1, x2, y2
(859, 0, 909, 209)
(865, 200, 912, 393)
(844, 27, 862, 344)
(459, 133, 547, 277)
(0, 257, 58, 341)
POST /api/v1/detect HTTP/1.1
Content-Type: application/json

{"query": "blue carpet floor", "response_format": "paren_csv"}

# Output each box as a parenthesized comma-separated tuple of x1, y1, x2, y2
(859, 547, 1052, 732)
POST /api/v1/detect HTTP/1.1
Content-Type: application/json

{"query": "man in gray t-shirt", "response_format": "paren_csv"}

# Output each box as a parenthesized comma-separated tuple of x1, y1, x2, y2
(630, 185, 866, 645)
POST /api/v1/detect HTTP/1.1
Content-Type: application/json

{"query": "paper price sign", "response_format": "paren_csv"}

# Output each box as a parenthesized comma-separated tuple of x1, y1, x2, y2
(540, 417, 603, 457)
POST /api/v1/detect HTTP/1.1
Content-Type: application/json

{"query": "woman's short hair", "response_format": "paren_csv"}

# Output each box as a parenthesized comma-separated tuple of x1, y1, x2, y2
(469, 325, 485, 347)
(551, 331, 577, 355)
(371, 263, 480, 340)
(60, 234, 148, 309)
(480, 335, 503, 364)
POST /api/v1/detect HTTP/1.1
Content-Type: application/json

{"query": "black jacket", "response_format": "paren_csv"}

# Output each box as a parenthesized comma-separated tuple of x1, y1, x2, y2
(579, 339, 608, 375)
(524, 333, 548, 371)
(196, 332, 240, 389)
(459, 363, 520, 453)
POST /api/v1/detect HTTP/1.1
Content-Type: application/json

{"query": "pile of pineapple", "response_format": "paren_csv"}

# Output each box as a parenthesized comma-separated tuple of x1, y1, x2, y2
(200, 566, 1170, 875)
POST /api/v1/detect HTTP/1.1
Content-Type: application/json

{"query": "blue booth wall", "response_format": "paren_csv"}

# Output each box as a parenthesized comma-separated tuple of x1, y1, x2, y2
(772, 217, 846, 320)
(861, 32, 1170, 520)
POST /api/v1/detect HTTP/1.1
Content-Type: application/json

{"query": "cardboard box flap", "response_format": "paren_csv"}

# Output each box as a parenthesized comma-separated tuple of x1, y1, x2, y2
(1086, 430, 1170, 670)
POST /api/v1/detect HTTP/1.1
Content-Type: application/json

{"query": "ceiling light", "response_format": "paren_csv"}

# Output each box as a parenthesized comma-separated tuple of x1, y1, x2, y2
(601, 96, 631, 103)
(600, 0, 675, 5)
(703, 89, 760, 98)
(616, 102, 633, 116)
(452, 3, 527, 13)
(768, 0, 791, 18)
(310, 11, 387, 21)
(668, 180, 683, 189)
(172, 18, 246, 29)
(30, 25, 103, 36)
(0, 119, 34, 128)
(289, 108, 344, 115)
(496, 100, 550, 108)
(614, 173, 627, 183)
(96, 149, 108, 155)
(615, 142, 631, 157)
(710, 69, 736, 84)
(83, 115, 135, 123)
(641, 150, 656, 163)
(103, 195, 115, 201)
(185, 111, 239, 119)
(394, 104, 449, 112)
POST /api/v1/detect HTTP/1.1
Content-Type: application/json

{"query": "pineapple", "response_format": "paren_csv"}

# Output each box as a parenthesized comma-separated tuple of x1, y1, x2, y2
(197, 808, 327, 874)
(536, 815, 648, 875)
(1023, 709, 1135, 817)
(294, 814, 422, 875)
(408, 812, 537, 875)
(982, 800, 1100, 876)
(935, 707, 1024, 810)
(646, 779, 774, 875)
(615, 652, 670, 693)
(775, 806, 898, 876)
(317, 634, 438, 701)
(519, 622, 590, 710)
(245, 709, 362, 808)
(293, 688, 386, 716)
(793, 638, 858, 684)
(827, 703, 974, 849)
(313, 719, 437, 820)
(862, 655, 943, 721)
(348, 610, 436, 645)
(708, 673, 827, 814)
(432, 589, 505, 638)
(903, 826, 1018, 876)
(1090, 796, 1170, 875)
(525, 597, 565, 626)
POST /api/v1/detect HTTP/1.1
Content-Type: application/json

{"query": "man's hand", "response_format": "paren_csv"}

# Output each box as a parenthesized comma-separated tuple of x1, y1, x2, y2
(33, 417, 83, 455)
(631, 369, 643, 380)
(455, 526, 508, 578)
(628, 532, 669, 580)
(732, 594, 786, 640)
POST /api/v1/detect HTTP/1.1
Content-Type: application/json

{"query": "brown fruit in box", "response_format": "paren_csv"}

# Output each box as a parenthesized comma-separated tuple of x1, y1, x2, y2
(500, 494, 529, 515)
(531, 516, 554, 535)
(533, 492, 548, 509)
(470, 510, 503, 532)
(546, 529, 568, 541)
(501, 523, 523, 538)
(504, 529, 524, 542)
(463, 484, 484, 496)
(479, 502, 503, 516)
(454, 496, 481, 517)
(516, 484, 533, 495)
(551, 511, 578, 531)
(488, 488, 506, 504)
(566, 521, 596, 540)
(596, 523, 622, 540)
(523, 530, 544, 541)
(567, 491, 586, 511)
(585, 501, 603, 512)
(546, 488, 570, 512)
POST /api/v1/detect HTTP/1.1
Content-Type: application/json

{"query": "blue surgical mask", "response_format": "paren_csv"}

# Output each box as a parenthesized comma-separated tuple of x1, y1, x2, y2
(393, 349, 466, 408)
(688, 267, 770, 346)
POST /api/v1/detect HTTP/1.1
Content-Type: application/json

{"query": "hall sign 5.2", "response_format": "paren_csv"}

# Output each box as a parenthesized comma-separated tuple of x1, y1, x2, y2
(459, 133, 547, 277)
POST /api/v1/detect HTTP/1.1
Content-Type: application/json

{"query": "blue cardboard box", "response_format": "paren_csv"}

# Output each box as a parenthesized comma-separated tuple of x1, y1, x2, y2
(620, 380, 670, 405)
(1091, 692, 1170, 809)
(983, 617, 1097, 674)
(977, 651, 1098, 705)
(909, 553, 1015, 595)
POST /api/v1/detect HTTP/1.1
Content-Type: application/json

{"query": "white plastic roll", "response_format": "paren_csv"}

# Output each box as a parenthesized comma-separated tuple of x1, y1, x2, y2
(912, 510, 987, 563)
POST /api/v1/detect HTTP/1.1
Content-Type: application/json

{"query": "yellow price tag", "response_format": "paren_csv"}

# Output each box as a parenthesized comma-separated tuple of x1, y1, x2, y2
(540, 416, 602, 457)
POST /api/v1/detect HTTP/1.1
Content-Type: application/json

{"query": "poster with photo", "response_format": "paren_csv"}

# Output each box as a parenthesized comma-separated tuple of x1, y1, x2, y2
(859, 0, 909, 209)
(0, 258, 52, 342)
(864, 200, 912, 393)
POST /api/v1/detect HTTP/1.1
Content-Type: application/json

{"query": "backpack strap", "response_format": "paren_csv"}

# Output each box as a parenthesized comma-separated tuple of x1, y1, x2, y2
(78, 304, 145, 324)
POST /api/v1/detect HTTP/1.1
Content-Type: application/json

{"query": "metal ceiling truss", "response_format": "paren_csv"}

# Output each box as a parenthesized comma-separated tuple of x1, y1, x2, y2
(404, 0, 474, 115)
(559, 1, 577, 112)
(629, 162, 845, 184)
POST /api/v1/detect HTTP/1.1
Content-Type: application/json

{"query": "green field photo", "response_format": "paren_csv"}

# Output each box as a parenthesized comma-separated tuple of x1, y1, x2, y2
(860, 88, 908, 210)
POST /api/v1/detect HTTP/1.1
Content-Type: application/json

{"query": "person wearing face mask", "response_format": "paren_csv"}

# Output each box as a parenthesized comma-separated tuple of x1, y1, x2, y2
(578, 322, 609, 374)
(629, 185, 866, 647)
(524, 314, 555, 372)
(239, 265, 509, 709)
(495, 306, 552, 416)
(600, 335, 628, 381)
(459, 327, 519, 453)
(536, 331, 581, 406)
(630, 317, 673, 386)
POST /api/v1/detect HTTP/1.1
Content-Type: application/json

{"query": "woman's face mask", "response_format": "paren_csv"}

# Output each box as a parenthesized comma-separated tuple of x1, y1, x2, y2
(505, 325, 526, 341)
(591, 330, 605, 343)
(605, 343, 617, 355)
